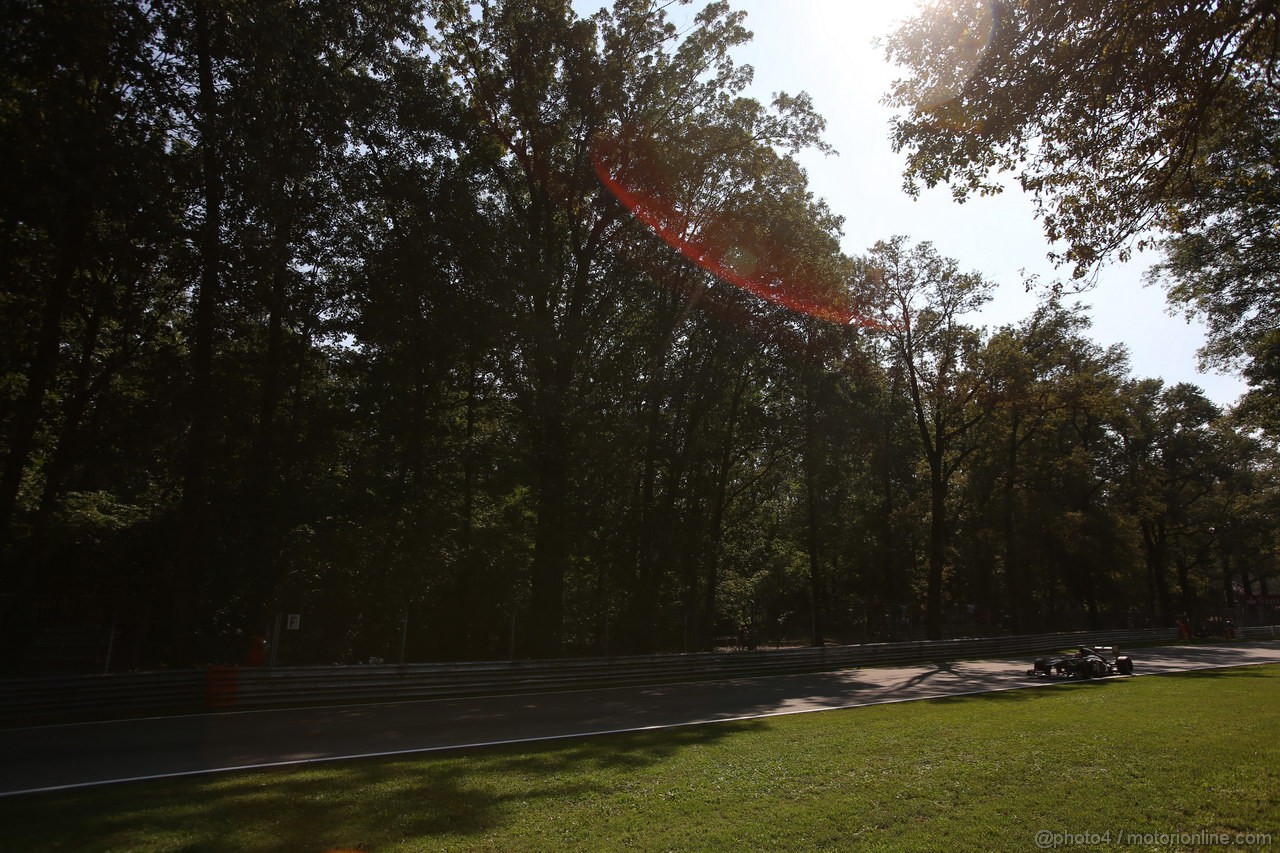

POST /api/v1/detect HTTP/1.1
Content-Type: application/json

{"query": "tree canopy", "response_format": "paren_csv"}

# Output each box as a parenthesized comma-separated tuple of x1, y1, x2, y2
(0, 0, 1276, 672)
(884, 1, 1280, 428)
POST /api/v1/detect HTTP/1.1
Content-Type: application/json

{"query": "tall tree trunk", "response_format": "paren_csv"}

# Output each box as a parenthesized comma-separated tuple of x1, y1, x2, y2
(1141, 517, 1172, 622)
(1002, 413, 1024, 632)
(878, 377, 902, 605)
(1222, 551, 1235, 607)
(458, 353, 480, 650)
(803, 362, 825, 647)
(629, 289, 683, 652)
(701, 366, 746, 649)
(172, 0, 223, 663)
(244, 257, 288, 624)
(528, 405, 568, 657)
(1083, 564, 1099, 629)
(34, 271, 108, 529)
(926, 455, 947, 640)
(0, 224, 83, 547)
(250, 269, 286, 489)
(1176, 553, 1196, 618)
(630, 356, 665, 651)
(462, 355, 479, 559)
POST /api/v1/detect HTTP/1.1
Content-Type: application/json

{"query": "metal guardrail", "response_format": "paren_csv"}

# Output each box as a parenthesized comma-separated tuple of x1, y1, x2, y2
(1239, 624, 1280, 640)
(3, 626, 1275, 726)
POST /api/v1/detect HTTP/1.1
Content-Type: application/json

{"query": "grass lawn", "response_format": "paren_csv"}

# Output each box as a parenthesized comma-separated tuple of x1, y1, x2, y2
(3, 666, 1277, 851)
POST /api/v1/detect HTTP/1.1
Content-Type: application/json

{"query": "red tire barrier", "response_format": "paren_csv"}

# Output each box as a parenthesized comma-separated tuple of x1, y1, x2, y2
(204, 665, 239, 709)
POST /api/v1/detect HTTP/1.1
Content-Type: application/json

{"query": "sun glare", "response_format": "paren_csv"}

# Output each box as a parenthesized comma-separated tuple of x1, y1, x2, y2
(592, 135, 873, 328)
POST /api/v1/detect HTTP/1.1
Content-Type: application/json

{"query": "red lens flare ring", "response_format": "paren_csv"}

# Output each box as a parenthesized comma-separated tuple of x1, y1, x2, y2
(592, 133, 875, 328)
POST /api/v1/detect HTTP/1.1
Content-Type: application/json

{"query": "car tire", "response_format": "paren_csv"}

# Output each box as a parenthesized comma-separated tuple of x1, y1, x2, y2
(1116, 656, 1133, 675)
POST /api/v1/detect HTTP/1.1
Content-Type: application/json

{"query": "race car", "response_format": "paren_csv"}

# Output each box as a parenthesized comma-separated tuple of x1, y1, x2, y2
(1027, 645, 1134, 678)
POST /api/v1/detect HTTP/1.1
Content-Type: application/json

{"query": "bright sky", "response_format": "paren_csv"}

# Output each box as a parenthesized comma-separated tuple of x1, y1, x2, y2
(674, 0, 1248, 408)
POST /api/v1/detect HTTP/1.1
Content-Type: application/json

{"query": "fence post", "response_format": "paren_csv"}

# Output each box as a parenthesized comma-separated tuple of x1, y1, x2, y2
(268, 611, 282, 667)
(398, 607, 409, 665)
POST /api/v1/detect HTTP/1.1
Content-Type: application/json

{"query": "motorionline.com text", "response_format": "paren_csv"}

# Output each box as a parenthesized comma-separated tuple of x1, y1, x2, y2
(1034, 829, 1272, 849)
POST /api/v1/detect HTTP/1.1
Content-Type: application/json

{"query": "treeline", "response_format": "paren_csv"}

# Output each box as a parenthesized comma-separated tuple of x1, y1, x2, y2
(2, 0, 1277, 670)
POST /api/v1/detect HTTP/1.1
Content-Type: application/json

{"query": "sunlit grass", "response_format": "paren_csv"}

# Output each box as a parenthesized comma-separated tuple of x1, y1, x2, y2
(4, 666, 1277, 851)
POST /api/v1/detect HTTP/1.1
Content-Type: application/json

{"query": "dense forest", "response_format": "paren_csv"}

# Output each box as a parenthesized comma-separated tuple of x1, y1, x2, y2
(2, 0, 1277, 673)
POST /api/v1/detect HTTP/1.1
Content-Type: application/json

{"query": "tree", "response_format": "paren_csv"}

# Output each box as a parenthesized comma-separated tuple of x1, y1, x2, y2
(0, 1, 194, 672)
(427, 0, 679, 656)
(0, 0, 172, 549)
(1206, 419, 1280, 609)
(884, 2, 1280, 422)
(1146, 94, 1280, 434)
(147, 0, 434, 660)
(428, 0, 843, 655)
(865, 237, 994, 640)
(1114, 381, 1223, 622)
(974, 298, 1133, 630)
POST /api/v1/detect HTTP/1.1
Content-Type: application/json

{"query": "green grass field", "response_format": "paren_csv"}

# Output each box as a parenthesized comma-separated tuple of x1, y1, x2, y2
(4, 666, 1277, 851)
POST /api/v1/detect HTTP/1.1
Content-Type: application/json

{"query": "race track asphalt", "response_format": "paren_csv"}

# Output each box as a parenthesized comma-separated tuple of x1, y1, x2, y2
(2, 640, 1278, 798)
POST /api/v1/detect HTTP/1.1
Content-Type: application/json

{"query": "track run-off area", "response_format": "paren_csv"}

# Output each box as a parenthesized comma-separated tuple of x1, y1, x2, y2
(3, 641, 1278, 798)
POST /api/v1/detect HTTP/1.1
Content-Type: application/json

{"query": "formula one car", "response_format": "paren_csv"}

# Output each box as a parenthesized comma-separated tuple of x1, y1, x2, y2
(1027, 645, 1134, 678)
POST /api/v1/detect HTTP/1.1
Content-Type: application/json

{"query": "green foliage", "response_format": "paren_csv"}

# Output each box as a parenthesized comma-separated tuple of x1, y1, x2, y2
(885, 0, 1280, 426)
(864, 237, 995, 639)
(0, 1, 1277, 670)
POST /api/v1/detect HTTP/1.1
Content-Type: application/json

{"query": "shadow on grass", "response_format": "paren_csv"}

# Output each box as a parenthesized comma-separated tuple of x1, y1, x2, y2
(921, 676, 1135, 707)
(0, 719, 767, 851)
